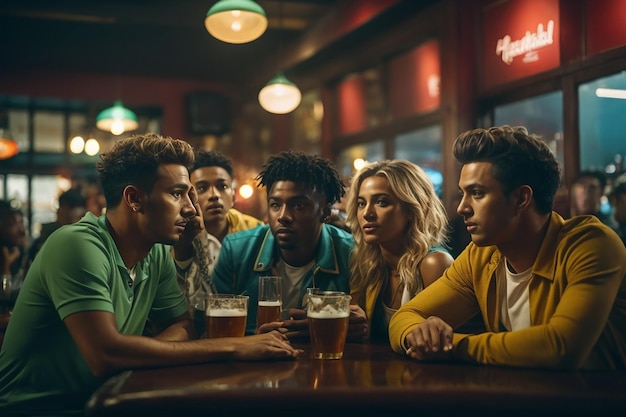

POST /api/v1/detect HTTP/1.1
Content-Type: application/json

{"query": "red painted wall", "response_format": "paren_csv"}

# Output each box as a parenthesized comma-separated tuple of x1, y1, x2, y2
(586, 0, 626, 55)
(337, 75, 366, 136)
(389, 39, 441, 118)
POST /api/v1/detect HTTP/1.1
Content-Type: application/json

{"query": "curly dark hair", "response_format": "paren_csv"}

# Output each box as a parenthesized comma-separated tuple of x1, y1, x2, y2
(191, 149, 233, 178)
(453, 125, 561, 214)
(256, 150, 345, 205)
(96, 133, 195, 208)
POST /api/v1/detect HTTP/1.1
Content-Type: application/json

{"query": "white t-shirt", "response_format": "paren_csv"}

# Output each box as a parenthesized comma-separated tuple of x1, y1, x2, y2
(275, 259, 315, 309)
(497, 259, 532, 331)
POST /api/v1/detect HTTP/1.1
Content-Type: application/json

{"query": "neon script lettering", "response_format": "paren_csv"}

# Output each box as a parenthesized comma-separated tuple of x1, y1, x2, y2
(496, 20, 554, 65)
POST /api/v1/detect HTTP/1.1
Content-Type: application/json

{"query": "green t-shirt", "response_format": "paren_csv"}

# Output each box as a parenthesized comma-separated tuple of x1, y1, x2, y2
(0, 213, 188, 416)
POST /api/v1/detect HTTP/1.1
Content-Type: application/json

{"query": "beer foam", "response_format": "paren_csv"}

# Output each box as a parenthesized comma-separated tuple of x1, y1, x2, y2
(258, 300, 282, 307)
(307, 308, 349, 319)
(207, 308, 247, 317)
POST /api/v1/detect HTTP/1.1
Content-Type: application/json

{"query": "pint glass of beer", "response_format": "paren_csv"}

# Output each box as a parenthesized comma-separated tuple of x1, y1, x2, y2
(257, 276, 282, 329)
(307, 290, 351, 359)
(206, 294, 249, 338)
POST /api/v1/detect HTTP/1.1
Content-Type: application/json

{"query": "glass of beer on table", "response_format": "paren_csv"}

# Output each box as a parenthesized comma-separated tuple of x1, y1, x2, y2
(306, 290, 351, 359)
(206, 294, 249, 338)
(257, 276, 282, 329)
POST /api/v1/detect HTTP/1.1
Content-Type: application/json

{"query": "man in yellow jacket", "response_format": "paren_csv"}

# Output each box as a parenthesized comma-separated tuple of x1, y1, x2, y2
(389, 126, 626, 370)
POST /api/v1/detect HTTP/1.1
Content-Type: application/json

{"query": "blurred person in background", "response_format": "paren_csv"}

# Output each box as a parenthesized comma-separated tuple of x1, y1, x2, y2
(570, 170, 616, 227)
(0, 200, 27, 311)
(609, 175, 626, 246)
(25, 189, 87, 272)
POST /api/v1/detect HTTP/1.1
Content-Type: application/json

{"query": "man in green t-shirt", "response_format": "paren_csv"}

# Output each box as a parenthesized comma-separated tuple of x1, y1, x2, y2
(0, 133, 300, 416)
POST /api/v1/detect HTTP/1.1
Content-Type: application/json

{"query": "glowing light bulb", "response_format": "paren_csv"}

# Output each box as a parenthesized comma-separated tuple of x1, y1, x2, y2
(110, 119, 125, 135)
(84, 138, 100, 156)
(239, 184, 253, 199)
(231, 21, 242, 31)
(70, 136, 85, 154)
(353, 158, 366, 171)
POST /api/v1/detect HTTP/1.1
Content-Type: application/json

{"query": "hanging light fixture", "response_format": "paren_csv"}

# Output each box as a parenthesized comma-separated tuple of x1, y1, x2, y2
(205, 0, 267, 44)
(258, 2, 301, 114)
(258, 73, 302, 114)
(0, 127, 18, 160)
(96, 100, 138, 136)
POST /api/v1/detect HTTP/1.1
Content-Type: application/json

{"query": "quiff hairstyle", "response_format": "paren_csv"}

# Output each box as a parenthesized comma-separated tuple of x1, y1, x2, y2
(96, 133, 195, 208)
(453, 125, 561, 214)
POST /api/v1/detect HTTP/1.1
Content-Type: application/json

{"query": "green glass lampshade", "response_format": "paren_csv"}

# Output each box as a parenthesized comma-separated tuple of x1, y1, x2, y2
(205, 0, 267, 44)
(258, 73, 302, 114)
(96, 101, 139, 136)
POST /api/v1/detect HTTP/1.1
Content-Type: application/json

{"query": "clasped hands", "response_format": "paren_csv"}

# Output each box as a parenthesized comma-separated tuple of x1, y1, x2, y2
(404, 316, 453, 360)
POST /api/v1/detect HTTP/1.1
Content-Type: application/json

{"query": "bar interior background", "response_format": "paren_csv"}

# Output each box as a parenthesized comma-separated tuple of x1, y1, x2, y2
(0, 0, 625, 235)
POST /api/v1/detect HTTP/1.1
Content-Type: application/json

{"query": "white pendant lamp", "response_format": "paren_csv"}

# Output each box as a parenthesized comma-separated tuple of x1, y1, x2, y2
(96, 100, 139, 136)
(258, 73, 302, 114)
(205, 0, 268, 44)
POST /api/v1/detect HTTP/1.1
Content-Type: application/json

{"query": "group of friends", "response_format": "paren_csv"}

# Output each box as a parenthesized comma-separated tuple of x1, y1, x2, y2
(0, 125, 625, 416)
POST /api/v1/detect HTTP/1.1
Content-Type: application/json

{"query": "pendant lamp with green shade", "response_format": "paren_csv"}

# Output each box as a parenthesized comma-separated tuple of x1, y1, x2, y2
(258, 73, 302, 114)
(205, 0, 267, 44)
(96, 101, 138, 136)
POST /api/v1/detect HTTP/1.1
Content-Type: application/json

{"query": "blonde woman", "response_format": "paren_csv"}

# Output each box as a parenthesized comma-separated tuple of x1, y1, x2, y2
(347, 160, 453, 343)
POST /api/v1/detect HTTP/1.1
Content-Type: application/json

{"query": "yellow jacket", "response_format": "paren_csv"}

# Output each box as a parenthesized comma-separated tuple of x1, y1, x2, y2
(389, 212, 626, 370)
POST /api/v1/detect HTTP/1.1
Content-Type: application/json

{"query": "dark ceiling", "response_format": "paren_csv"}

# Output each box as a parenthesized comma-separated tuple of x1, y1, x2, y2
(0, 0, 340, 87)
(0, 0, 442, 95)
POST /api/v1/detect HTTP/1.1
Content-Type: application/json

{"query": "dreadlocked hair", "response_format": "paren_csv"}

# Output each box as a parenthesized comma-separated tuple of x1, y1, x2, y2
(256, 150, 345, 205)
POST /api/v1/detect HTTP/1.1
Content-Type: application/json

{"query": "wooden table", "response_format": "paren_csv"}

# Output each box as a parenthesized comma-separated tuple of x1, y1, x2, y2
(86, 343, 626, 417)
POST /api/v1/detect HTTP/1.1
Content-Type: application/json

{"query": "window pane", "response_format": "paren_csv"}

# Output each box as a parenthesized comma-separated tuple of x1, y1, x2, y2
(494, 91, 564, 169)
(336, 140, 385, 178)
(31, 175, 66, 239)
(6, 174, 29, 233)
(393, 125, 443, 197)
(9, 109, 30, 152)
(34, 110, 65, 153)
(579, 72, 626, 174)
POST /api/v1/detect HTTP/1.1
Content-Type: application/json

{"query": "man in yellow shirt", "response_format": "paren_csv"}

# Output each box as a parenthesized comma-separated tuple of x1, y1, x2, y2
(389, 125, 626, 370)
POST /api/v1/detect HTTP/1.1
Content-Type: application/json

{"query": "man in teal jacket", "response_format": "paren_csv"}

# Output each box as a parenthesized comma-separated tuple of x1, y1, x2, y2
(213, 150, 365, 338)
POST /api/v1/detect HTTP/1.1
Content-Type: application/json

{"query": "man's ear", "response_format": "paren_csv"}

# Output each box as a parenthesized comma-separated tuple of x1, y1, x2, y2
(515, 185, 533, 213)
(321, 203, 332, 223)
(123, 185, 144, 213)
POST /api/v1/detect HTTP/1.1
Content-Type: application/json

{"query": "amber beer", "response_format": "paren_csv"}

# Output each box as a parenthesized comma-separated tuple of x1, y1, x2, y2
(308, 309, 350, 359)
(257, 276, 282, 329)
(257, 300, 282, 328)
(206, 294, 248, 338)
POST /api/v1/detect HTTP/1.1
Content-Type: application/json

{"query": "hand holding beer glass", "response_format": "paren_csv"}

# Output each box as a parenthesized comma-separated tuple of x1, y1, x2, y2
(307, 290, 351, 359)
(257, 276, 282, 329)
(206, 294, 249, 338)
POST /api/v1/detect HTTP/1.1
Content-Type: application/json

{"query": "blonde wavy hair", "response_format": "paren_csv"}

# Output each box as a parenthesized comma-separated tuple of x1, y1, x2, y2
(346, 160, 449, 305)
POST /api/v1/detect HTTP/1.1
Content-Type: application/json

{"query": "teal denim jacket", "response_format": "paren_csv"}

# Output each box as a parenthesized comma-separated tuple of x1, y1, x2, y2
(213, 224, 354, 335)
